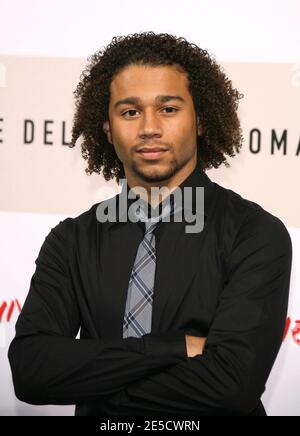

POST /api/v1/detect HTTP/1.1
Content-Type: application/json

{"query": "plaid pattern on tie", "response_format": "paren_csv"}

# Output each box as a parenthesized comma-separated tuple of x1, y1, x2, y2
(123, 197, 175, 338)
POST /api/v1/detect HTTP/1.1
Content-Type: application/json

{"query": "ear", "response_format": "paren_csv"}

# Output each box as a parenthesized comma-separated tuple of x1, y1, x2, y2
(103, 120, 113, 144)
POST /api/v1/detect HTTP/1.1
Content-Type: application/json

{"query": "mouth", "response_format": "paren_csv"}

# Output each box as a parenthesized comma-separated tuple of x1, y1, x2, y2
(137, 147, 168, 161)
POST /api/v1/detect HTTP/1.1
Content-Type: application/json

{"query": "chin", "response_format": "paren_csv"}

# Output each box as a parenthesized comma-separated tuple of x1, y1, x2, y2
(137, 165, 176, 183)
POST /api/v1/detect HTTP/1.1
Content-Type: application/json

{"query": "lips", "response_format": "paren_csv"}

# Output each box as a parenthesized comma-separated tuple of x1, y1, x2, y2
(137, 147, 168, 160)
(137, 147, 168, 153)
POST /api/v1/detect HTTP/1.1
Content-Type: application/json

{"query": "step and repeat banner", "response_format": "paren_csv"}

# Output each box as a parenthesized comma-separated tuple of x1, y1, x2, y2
(0, 0, 299, 416)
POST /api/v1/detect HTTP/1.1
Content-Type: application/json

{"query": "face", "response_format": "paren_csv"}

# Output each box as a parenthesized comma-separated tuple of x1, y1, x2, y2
(103, 64, 202, 195)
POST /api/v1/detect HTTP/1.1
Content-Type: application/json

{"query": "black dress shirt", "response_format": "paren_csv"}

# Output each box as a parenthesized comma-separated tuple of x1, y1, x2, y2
(8, 159, 293, 416)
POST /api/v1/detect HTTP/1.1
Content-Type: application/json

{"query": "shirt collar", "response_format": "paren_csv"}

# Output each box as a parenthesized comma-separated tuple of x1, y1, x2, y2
(100, 158, 215, 231)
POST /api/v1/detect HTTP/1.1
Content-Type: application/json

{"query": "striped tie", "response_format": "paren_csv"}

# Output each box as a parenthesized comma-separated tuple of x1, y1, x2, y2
(123, 197, 175, 338)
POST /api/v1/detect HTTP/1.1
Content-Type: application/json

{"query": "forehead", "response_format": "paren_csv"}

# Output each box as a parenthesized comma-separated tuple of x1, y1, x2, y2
(109, 64, 190, 99)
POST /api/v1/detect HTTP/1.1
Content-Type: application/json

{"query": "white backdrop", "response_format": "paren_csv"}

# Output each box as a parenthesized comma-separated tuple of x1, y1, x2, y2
(0, 0, 299, 416)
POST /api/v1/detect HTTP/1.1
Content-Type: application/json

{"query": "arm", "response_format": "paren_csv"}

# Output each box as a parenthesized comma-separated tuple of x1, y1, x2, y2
(102, 211, 293, 416)
(8, 218, 187, 406)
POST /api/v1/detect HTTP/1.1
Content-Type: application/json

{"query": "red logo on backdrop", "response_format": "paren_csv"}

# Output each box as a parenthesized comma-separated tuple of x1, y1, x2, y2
(283, 317, 300, 346)
(0, 299, 22, 323)
(291, 319, 300, 346)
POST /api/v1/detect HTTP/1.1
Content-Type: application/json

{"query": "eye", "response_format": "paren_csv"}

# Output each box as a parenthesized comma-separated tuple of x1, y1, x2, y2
(121, 106, 179, 118)
(122, 109, 139, 118)
(161, 106, 179, 114)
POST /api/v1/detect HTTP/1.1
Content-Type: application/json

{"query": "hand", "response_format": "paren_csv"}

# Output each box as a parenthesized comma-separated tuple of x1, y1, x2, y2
(185, 335, 207, 358)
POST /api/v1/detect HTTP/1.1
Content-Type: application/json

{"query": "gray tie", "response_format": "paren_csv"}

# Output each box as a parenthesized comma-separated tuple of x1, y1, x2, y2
(123, 198, 175, 338)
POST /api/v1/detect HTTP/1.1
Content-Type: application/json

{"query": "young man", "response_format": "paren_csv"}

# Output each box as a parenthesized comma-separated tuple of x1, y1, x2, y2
(8, 32, 292, 416)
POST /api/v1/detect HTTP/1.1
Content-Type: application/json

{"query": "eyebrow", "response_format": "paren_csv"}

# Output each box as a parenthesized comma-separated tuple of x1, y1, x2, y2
(113, 95, 186, 110)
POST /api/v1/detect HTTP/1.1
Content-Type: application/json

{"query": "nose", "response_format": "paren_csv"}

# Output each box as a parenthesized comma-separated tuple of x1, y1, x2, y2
(138, 109, 163, 140)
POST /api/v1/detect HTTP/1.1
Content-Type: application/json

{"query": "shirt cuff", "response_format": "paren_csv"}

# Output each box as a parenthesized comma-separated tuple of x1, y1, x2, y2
(143, 330, 188, 370)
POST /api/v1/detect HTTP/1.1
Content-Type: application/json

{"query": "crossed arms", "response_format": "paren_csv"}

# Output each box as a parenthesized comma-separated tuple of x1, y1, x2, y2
(8, 210, 292, 415)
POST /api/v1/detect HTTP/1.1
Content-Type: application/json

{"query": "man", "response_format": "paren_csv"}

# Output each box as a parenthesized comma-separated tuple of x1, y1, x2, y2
(8, 32, 292, 416)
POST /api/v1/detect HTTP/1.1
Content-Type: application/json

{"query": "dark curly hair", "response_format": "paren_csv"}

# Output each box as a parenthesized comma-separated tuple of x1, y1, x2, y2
(70, 31, 244, 183)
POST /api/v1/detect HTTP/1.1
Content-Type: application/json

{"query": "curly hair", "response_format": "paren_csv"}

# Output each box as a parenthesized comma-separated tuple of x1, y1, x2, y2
(70, 31, 244, 183)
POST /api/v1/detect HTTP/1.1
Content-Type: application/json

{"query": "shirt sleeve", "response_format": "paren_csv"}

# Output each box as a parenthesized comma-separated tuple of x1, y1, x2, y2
(7, 217, 187, 406)
(101, 210, 293, 416)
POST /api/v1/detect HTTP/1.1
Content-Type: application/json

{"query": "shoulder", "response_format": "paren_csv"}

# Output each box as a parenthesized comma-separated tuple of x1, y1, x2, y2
(213, 182, 292, 256)
(45, 201, 103, 242)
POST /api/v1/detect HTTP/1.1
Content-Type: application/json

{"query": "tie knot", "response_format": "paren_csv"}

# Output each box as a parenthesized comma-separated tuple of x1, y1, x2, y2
(139, 196, 176, 235)
(144, 219, 160, 235)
